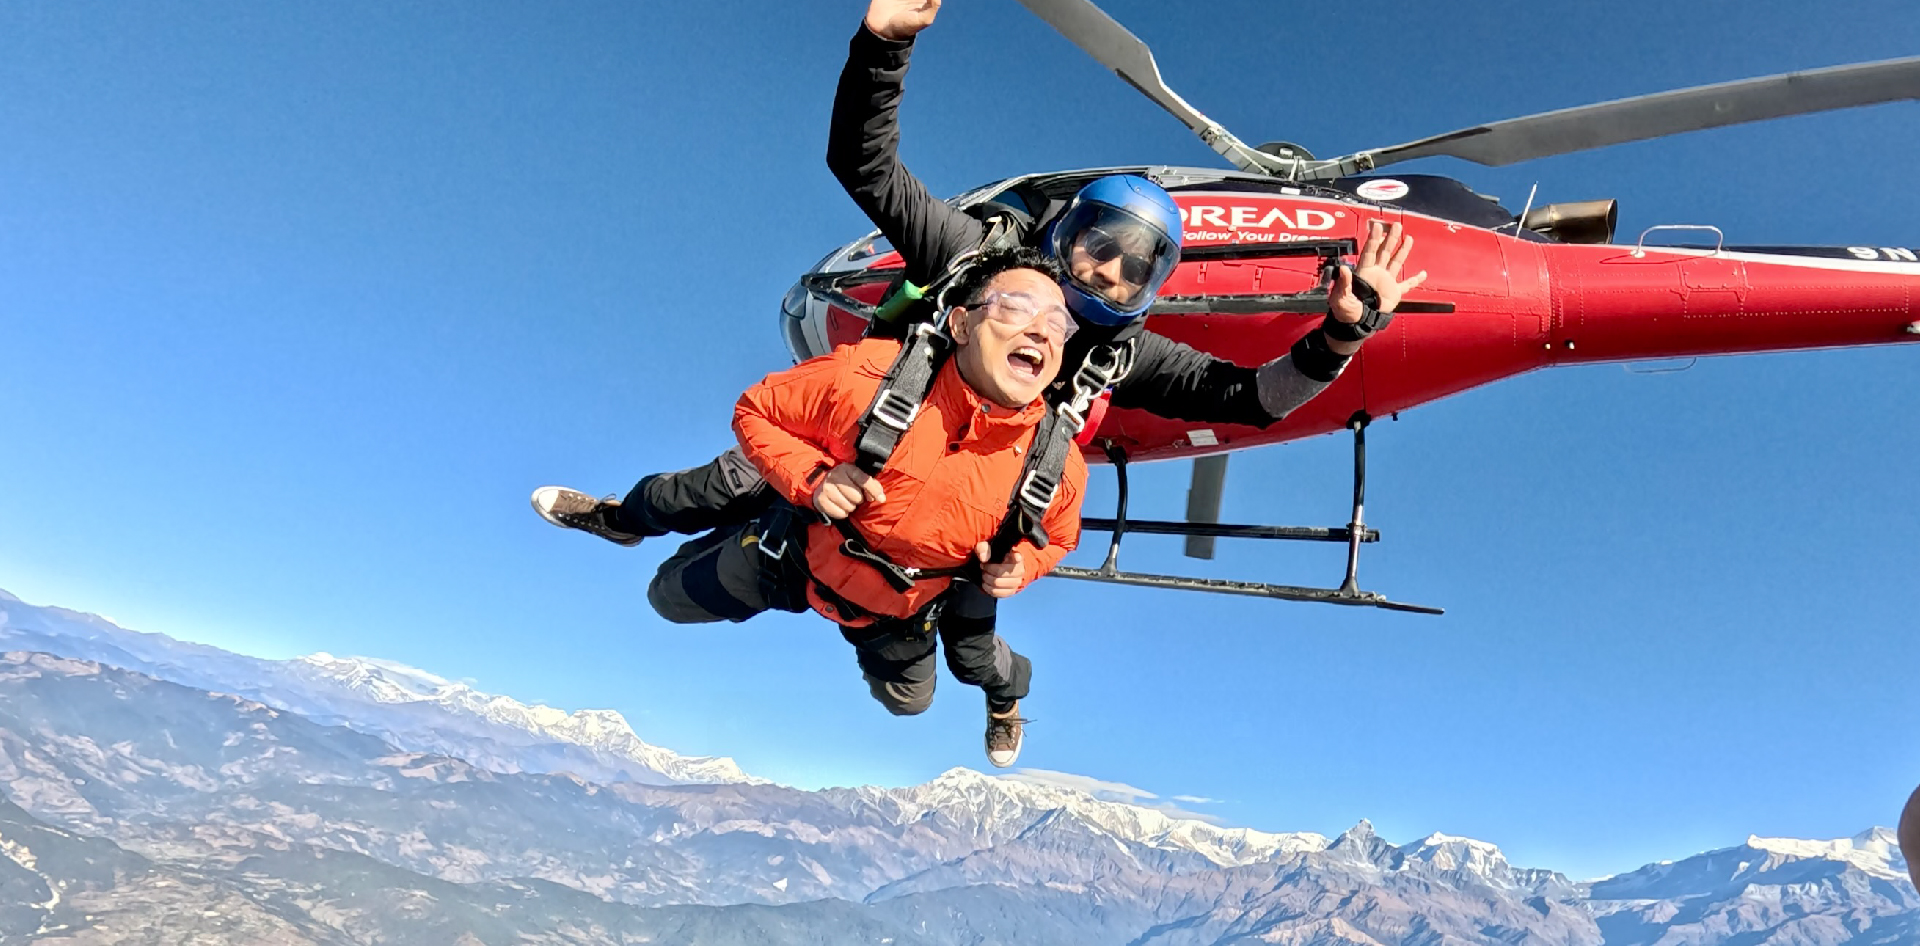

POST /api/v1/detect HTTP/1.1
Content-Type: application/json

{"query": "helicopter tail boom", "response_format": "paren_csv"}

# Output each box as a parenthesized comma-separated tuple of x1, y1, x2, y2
(1538, 243, 1920, 366)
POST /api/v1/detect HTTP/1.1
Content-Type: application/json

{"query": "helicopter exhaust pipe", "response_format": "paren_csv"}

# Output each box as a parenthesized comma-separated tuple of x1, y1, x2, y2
(1521, 200, 1618, 244)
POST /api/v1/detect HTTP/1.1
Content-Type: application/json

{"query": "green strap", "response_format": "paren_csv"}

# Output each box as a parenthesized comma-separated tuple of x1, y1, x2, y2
(872, 280, 927, 324)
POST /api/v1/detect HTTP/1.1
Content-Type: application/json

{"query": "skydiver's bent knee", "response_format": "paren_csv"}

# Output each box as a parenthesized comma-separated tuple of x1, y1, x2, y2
(864, 673, 935, 716)
(647, 573, 726, 624)
(647, 527, 768, 624)
(845, 621, 940, 716)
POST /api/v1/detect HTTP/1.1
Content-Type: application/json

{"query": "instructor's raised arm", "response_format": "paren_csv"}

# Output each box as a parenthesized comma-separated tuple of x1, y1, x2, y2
(825, 0, 983, 286)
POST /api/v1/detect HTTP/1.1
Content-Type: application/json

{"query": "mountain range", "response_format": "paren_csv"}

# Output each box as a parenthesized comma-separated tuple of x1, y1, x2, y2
(1, 586, 1913, 945)
(0, 587, 755, 787)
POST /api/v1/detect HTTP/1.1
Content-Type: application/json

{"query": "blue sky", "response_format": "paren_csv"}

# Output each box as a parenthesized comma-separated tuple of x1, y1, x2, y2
(2, 1, 1917, 881)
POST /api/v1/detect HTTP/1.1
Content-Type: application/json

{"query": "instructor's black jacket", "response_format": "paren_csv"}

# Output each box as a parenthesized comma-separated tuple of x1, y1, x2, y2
(825, 26, 1343, 429)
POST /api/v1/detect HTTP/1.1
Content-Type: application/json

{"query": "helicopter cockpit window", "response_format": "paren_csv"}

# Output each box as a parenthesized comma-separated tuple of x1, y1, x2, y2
(846, 232, 892, 262)
(779, 280, 829, 363)
(979, 186, 1031, 215)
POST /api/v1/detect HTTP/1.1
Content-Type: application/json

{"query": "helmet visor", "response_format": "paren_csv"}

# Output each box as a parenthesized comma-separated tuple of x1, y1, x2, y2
(1056, 201, 1180, 313)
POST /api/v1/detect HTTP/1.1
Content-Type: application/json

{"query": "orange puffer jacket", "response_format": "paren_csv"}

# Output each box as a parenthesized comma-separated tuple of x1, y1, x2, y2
(734, 337, 1086, 624)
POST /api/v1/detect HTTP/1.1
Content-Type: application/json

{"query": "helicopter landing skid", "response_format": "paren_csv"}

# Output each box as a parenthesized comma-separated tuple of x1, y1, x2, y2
(1052, 415, 1443, 615)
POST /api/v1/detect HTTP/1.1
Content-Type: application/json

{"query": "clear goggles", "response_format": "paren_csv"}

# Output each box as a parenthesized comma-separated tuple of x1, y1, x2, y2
(966, 290, 1076, 342)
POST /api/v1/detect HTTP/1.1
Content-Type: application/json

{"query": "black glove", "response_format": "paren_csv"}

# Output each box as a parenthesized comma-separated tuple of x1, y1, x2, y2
(1287, 330, 1351, 383)
(1320, 263, 1392, 343)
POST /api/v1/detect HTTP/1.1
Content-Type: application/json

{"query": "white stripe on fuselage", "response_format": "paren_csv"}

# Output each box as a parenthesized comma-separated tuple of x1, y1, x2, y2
(1171, 188, 1920, 276)
(1613, 247, 1920, 275)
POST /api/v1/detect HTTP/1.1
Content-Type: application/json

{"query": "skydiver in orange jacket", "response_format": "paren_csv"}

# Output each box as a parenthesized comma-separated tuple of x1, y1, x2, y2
(643, 247, 1085, 767)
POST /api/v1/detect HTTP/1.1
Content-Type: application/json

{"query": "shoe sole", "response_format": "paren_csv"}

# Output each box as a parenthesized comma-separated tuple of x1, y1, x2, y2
(530, 486, 645, 547)
(530, 486, 585, 529)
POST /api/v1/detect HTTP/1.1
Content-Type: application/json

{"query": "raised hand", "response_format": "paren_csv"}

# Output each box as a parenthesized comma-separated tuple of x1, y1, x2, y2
(1330, 219, 1429, 335)
(812, 463, 887, 520)
(864, 0, 941, 41)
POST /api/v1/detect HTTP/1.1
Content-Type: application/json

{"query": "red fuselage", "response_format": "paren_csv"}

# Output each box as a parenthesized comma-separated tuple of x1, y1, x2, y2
(815, 186, 1920, 463)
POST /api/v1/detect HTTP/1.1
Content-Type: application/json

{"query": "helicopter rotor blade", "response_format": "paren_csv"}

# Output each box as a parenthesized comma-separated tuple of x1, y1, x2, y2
(1011, 0, 1291, 176)
(1303, 56, 1920, 180)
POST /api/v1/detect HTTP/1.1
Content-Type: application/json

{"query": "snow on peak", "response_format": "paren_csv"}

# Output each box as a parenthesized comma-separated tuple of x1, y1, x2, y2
(1857, 826, 1899, 847)
(1746, 827, 1906, 880)
(1339, 820, 1378, 841)
(1400, 831, 1515, 879)
(934, 766, 989, 782)
(872, 767, 1327, 868)
(1418, 831, 1491, 847)
(298, 653, 455, 700)
(293, 652, 763, 786)
(1407, 831, 1506, 858)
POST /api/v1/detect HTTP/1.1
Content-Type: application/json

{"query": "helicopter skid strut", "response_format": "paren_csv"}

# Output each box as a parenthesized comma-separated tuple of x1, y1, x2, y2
(1051, 414, 1443, 615)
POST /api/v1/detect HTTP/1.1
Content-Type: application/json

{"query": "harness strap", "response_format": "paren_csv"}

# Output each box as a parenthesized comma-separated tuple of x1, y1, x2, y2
(742, 502, 886, 622)
(831, 517, 971, 593)
(837, 338, 1138, 590)
(985, 339, 1136, 561)
(852, 321, 951, 476)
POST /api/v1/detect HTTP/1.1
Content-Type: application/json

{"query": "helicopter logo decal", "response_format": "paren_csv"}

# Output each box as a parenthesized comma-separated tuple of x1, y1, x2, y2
(1846, 246, 1920, 262)
(1177, 201, 1345, 245)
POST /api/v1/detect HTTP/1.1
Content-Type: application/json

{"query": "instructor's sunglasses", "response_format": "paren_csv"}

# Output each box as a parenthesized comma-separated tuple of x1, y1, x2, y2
(1076, 226, 1157, 286)
(967, 290, 1076, 342)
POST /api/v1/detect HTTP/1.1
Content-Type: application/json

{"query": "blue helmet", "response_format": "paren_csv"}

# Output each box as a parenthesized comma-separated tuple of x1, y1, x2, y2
(1049, 175, 1183, 327)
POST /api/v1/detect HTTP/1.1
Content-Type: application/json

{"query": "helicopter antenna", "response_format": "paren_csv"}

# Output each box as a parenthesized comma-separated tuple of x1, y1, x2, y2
(1012, 0, 1297, 177)
(1299, 56, 1920, 180)
(1511, 183, 1539, 234)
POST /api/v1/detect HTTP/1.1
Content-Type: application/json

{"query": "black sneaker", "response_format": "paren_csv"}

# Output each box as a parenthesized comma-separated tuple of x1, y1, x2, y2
(985, 701, 1026, 768)
(530, 486, 645, 547)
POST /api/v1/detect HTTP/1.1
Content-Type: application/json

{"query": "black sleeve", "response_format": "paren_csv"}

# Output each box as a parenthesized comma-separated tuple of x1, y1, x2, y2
(1110, 332, 1278, 428)
(825, 25, 986, 287)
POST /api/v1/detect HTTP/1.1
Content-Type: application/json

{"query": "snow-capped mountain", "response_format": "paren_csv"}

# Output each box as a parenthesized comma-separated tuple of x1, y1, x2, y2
(1748, 828, 1907, 880)
(0, 587, 758, 787)
(4, 584, 1918, 946)
(1584, 827, 1915, 945)
(0, 586, 1460, 872)
(0, 587, 1373, 866)
(8, 647, 1912, 946)
(827, 767, 1330, 869)
(287, 651, 762, 785)
(1588, 826, 1910, 900)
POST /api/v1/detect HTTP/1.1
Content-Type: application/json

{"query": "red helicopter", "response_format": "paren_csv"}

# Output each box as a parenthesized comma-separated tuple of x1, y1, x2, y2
(779, 0, 1920, 614)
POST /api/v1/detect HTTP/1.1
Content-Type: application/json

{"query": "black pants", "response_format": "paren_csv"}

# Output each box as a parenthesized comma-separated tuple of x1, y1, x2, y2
(646, 517, 1028, 714)
(839, 582, 1029, 715)
(610, 447, 778, 538)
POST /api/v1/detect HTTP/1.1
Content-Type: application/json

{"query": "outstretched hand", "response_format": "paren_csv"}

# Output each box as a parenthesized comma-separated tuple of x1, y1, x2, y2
(813, 463, 886, 520)
(865, 0, 941, 41)
(975, 542, 1028, 598)
(1328, 220, 1428, 353)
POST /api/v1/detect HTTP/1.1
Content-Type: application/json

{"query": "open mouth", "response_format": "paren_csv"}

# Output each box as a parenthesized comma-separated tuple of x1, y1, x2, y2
(1006, 346, 1047, 382)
